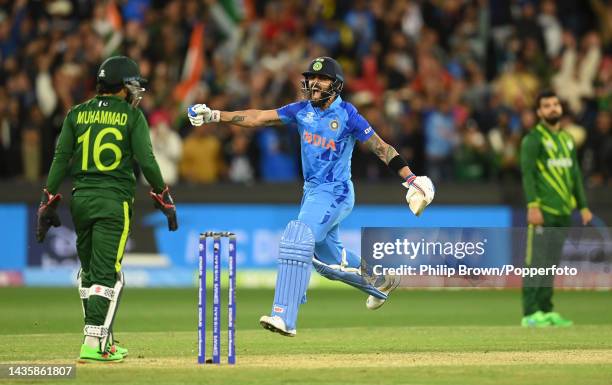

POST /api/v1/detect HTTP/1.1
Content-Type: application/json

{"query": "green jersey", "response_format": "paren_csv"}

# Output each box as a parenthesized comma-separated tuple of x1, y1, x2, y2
(46, 95, 165, 201)
(520, 122, 588, 216)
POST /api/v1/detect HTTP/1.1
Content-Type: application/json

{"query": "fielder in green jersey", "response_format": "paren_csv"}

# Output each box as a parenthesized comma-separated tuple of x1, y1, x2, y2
(36, 56, 178, 362)
(519, 90, 592, 328)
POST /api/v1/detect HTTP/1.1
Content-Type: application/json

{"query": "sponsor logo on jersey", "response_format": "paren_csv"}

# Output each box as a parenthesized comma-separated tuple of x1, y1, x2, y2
(547, 157, 572, 168)
(303, 111, 315, 123)
(303, 130, 336, 151)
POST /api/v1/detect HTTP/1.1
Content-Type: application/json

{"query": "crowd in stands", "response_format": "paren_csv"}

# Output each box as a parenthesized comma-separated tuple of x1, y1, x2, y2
(1, 0, 610, 186)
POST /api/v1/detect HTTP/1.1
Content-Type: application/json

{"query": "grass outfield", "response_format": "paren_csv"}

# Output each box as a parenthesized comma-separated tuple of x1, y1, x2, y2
(0, 288, 611, 385)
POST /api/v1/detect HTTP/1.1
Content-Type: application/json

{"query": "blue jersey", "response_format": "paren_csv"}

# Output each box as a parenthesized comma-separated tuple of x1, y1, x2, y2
(276, 97, 374, 185)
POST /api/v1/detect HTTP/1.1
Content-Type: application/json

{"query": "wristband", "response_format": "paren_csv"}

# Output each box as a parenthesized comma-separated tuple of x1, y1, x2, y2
(210, 110, 220, 122)
(388, 155, 408, 174)
(405, 173, 416, 186)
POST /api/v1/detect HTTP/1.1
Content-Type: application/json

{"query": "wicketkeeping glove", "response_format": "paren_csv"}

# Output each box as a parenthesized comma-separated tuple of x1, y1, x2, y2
(187, 104, 219, 126)
(36, 188, 62, 242)
(402, 174, 435, 216)
(150, 186, 178, 231)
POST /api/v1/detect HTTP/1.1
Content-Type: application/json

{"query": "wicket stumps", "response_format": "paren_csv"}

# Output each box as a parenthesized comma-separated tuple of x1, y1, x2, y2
(198, 231, 236, 365)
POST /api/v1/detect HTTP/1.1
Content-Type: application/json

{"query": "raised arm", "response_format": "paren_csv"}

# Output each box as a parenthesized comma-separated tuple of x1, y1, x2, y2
(364, 132, 413, 180)
(363, 131, 434, 216)
(219, 109, 283, 127)
(188, 104, 283, 128)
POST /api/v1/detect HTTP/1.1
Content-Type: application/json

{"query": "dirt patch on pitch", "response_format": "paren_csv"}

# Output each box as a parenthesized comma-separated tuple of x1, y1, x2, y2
(231, 349, 612, 368)
(37, 349, 608, 369)
(15, 349, 612, 369)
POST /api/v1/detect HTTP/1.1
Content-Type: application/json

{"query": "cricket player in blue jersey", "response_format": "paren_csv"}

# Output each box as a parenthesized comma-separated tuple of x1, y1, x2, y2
(188, 57, 434, 337)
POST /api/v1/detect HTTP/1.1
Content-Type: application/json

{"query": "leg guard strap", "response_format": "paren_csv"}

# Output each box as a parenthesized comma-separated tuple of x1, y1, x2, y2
(313, 256, 387, 300)
(84, 325, 109, 338)
(79, 287, 89, 299)
(88, 284, 116, 301)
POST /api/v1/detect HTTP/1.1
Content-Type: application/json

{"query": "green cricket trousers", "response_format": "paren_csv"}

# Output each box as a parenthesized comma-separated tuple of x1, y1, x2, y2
(522, 212, 570, 316)
(70, 195, 132, 326)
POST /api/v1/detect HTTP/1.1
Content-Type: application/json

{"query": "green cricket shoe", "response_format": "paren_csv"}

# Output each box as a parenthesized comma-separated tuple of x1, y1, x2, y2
(521, 311, 552, 327)
(545, 312, 573, 327)
(78, 344, 123, 363)
(109, 343, 128, 358)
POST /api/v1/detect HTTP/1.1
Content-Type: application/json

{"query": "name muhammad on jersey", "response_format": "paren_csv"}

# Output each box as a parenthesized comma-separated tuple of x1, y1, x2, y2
(76, 111, 129, 126)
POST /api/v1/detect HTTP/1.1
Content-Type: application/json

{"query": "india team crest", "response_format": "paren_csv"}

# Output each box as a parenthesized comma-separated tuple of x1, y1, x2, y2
(312, 57, 325, 71)
(329, 120, 339, 130)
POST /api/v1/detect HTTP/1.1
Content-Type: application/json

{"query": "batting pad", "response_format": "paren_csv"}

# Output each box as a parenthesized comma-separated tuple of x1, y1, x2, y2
(271, 220, 315, 330)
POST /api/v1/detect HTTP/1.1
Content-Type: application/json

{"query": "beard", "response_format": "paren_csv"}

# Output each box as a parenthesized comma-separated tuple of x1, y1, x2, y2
(543, 114, 561, 125)
(311, 99, 325, 107)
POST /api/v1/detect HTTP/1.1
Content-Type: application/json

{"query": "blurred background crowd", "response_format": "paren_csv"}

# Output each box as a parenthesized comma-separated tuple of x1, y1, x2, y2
(1, 0, 611, 186)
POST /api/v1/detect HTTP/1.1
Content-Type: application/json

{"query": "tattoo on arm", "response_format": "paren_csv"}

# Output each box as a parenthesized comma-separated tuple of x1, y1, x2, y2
(223, 110, 284, 128)
(366, 134, 399, 164)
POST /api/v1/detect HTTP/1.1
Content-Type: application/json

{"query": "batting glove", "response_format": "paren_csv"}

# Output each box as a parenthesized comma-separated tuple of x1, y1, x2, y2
(187, 104, 219, 126)
(150, 186, 178, 231)
(402, 174, 435, 216)
(36, 188, 62, 242)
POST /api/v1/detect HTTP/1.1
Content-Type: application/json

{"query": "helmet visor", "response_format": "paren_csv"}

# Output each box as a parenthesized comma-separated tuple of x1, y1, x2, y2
(125, 79, 146, 108)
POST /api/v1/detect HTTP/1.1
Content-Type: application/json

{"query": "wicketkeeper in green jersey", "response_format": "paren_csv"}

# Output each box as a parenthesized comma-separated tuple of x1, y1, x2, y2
(36, 56, 178, 362)
(520, 90, 593, 327)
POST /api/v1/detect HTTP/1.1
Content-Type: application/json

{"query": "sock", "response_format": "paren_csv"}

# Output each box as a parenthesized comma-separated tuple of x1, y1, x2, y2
(84, 336, 100, 350)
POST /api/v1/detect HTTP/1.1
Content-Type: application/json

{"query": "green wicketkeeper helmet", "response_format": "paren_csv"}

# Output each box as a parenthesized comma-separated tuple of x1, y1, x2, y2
(96, 56, 146, 107)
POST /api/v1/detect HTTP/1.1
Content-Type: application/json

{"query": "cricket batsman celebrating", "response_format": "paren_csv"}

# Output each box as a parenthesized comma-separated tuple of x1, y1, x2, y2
(520, 90, 593, 327)
(37, 56, 178, 361)
(188, 57, 434, 336)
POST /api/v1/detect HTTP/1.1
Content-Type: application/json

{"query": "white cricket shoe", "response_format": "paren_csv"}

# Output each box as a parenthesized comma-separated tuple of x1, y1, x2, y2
(366, 275, 401, 310)
(259, 315, 296, 337)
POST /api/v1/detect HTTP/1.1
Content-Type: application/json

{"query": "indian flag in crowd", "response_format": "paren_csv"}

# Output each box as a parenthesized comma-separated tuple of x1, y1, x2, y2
(173, 23, 205, 102)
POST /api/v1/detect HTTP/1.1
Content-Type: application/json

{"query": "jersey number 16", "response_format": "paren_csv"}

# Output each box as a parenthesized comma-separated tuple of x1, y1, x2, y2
(77, 126, 123, 171)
